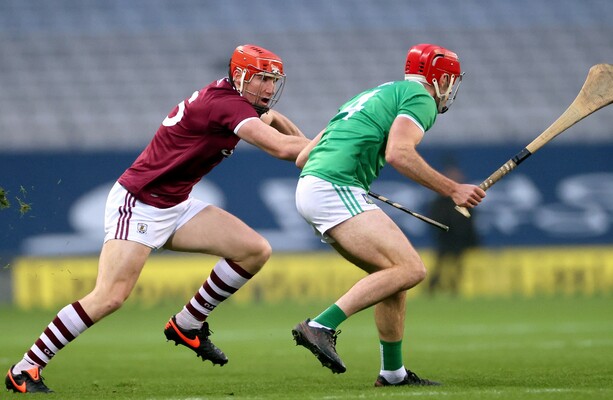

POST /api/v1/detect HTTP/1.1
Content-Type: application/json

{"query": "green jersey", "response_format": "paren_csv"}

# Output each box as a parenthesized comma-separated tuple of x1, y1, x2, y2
(301, 80, 437, 190)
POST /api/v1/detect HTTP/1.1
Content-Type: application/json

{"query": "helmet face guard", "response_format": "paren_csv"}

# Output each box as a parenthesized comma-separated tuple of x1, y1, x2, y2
(239, 70, 286, 114)
(404, 44, 463, 113)
(230, 44, 286, 114)
(433, 72, 463, 113)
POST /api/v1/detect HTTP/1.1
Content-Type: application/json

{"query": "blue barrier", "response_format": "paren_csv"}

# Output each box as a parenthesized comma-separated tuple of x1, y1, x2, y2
(1, 143, 611, 257)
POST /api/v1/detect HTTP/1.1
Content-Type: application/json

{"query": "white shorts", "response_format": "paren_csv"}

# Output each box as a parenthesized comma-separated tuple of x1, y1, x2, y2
(103, 182, 209, 249)
(295, 175, 379, 243)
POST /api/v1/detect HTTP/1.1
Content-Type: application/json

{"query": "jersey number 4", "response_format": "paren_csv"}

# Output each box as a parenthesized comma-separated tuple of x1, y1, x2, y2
(340, 90, 380, 120)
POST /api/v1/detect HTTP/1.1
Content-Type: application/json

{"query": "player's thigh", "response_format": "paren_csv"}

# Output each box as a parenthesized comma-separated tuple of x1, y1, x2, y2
(96, 239, 151, 289)
(166, 205, 269, 259)
(328, 209, 421, 274)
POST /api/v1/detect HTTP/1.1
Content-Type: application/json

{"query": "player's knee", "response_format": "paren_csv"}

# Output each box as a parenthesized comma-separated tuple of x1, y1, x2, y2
(398, 262, 427, 290)
(261, 239, 273, 262)
(253, 237, 272, 270)
(108, 297, 127, 314)
(98, 292, 129, 315)
(241, 235, 271, 274)
(414, 263, 427, 284)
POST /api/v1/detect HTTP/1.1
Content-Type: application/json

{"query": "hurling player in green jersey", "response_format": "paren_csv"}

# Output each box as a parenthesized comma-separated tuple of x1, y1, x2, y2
(292, 44, 485, 386)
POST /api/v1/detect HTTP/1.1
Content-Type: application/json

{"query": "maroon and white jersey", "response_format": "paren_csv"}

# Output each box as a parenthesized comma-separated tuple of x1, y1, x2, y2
(118, 78, 259, 208)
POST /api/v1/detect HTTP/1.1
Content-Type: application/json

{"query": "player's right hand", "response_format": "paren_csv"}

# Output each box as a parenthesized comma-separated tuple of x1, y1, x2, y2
(451, 184, 485, 208)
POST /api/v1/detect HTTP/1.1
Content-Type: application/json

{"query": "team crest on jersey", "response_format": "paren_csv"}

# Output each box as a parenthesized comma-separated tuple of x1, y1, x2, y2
(362, 193, 375, 204)
(137, 223, 148, 234)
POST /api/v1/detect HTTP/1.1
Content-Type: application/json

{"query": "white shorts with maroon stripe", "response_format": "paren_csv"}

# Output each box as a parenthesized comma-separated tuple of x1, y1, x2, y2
(104, 181, 209, 249)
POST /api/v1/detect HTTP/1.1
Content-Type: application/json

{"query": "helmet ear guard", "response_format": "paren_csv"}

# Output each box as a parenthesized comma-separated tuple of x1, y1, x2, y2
(404, 44, 463, 113)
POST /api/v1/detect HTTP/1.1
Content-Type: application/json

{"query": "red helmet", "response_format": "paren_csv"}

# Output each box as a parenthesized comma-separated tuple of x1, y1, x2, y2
(405, 44, 461, 85)
(230, 44, 284, 82)
(404, 44, 463, 113)
(229, 44, 285, 113)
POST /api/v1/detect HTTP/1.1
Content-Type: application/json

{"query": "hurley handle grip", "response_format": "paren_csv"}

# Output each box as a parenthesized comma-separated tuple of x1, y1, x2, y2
(454, 152, 528, 218)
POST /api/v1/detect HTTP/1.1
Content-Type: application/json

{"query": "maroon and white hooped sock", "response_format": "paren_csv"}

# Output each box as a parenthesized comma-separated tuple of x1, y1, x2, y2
(13, 301, 93, 373)
(175, 258, 253, 330)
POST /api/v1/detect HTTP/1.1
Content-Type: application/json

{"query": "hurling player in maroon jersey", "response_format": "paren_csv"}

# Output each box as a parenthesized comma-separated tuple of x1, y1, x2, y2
(6, 44, 309, 394)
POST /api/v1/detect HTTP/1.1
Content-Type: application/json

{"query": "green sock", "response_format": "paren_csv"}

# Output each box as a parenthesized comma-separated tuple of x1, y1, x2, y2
(312, 304, 347, 331)
(380, 339, 403, 371)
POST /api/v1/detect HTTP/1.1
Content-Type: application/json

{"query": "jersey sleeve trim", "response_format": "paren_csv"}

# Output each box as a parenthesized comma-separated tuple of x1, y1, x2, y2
(234, 117, 259, 135)
(397, 114, 425, 134)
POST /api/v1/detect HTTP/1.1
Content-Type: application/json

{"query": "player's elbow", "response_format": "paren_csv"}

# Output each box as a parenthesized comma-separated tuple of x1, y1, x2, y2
(386, 144, 419, 171)
(385, 149, 404, 169)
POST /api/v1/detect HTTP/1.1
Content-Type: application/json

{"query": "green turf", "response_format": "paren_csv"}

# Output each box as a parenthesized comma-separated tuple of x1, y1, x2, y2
(2, 296, 612, 399)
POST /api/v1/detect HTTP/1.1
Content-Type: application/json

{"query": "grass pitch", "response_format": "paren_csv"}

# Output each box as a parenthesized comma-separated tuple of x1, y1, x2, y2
(2, 296, 612, 399)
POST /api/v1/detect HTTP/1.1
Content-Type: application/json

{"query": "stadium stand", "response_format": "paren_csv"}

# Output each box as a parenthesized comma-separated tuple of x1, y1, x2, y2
(0, 0, 612, 150)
